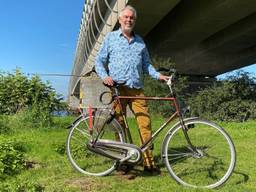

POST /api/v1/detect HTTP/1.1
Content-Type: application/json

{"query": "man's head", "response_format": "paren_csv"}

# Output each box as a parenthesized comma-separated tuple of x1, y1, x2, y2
(118, 5, 136, 34)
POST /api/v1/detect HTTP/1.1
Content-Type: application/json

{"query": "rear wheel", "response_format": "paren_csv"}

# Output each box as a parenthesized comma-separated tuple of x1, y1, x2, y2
(66, 114, 125, 176)
(163, 118, 236, 188)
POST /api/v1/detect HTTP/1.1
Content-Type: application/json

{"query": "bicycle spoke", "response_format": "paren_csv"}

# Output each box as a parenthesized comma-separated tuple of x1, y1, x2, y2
(70, 136, 87, 146)
(168, 154, 192, 163)
(74, 127, 91, 138)
(168, 152, 191, 157)
(167, 148, 193, 157)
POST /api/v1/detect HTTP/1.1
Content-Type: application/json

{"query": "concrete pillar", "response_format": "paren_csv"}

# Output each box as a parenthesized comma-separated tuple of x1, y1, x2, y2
(68, 95, 80, 110)
(79, 72, 111, 108)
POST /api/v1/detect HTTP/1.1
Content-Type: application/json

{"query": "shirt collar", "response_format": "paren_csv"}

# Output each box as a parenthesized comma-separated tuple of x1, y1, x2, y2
(118, 28, 136, 39)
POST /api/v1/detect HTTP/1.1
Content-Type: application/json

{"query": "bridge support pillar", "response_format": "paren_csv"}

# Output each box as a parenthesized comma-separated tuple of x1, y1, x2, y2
(80, 72, 111, 109)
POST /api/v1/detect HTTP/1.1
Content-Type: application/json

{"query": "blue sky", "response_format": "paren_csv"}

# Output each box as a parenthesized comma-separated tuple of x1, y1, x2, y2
(0, 0, 84, 99)
(218, 64, 256, 80)
(0, 0, 255, 99)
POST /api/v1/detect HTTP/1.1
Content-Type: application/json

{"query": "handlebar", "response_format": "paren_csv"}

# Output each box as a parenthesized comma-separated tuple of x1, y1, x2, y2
(102, 81, 126, 88)
(157, 67, 176, 75)
(157, 67, 177, 96)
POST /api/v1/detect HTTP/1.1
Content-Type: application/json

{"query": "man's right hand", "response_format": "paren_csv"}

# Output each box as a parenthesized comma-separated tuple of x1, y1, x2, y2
(103, 76, 114, 86)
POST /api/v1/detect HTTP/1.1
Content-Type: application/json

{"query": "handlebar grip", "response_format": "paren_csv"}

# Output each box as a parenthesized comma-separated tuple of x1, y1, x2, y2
(103, 81, 126, 88)
(157, 67, 176, 74)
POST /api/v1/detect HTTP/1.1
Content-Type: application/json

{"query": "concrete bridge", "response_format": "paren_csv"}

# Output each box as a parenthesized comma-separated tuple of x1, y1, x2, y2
(68, 0, 256, 108)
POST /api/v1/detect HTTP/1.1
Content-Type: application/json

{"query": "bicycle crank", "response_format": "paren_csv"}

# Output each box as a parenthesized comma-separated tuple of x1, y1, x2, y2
(87, 140, 142, 164)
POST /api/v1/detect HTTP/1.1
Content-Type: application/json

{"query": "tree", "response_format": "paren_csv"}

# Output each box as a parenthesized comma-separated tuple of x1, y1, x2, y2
(188, 71, 256, 121)
(0, 69, 65, 126)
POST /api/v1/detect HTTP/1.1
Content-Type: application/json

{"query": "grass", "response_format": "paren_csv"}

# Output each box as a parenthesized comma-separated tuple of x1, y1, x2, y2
(1, 116, 256, 191)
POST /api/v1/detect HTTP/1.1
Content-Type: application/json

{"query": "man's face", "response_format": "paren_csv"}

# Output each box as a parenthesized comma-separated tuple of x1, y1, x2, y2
(119, 9, 136, 33)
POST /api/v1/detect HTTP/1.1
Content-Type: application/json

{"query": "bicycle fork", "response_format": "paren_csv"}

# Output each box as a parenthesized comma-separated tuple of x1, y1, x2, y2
(179, 117, 204, 158)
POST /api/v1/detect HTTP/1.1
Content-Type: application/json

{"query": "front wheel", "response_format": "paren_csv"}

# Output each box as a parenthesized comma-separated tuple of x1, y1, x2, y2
(162, 118, 236, 188)
(66, 114, 125, 176)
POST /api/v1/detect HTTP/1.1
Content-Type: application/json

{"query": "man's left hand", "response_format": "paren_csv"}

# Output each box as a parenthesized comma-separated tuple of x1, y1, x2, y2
(159, 74, 170, 81)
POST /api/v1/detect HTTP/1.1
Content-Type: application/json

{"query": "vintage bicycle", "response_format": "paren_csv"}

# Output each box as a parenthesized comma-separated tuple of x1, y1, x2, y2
(66, 68, 236, 188)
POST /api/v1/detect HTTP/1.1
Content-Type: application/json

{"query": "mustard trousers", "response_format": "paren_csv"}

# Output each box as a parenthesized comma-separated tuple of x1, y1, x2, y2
(115, 86, 155, 168)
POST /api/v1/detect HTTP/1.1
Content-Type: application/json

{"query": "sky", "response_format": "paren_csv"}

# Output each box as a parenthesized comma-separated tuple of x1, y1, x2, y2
(0, 1, 255, 100)
(0, 0, 84, 99)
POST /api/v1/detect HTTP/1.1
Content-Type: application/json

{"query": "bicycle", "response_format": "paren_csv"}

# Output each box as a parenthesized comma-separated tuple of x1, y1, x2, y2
(66, 68, 236, 189)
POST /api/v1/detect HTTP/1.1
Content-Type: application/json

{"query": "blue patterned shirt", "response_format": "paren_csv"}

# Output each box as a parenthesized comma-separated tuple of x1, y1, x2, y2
(95, 29, 160, 89)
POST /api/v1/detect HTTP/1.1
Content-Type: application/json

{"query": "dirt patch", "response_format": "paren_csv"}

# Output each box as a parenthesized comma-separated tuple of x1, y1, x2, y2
(25, 160, 42, 169)
(66, 177, 109, 192)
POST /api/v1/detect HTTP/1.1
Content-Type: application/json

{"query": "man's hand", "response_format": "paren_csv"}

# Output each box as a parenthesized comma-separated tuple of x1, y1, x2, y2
(159, 74, 170, 82)
(103, 76, 114, 86)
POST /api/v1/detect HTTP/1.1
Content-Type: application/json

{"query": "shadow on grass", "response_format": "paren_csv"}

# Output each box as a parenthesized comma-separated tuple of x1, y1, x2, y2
(232, 170, 249, 185)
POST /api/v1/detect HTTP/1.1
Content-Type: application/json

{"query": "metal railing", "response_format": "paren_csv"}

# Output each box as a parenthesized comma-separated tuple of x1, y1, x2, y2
(69, 0, 128, 97)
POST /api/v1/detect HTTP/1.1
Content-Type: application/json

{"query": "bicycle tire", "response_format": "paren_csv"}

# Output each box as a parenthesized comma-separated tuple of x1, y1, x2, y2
(66, 114, 125, 176)
(162, 118, 236, 188)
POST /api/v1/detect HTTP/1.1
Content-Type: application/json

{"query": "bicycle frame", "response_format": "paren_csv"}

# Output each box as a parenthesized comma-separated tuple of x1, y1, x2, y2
(111, 93, 195, 153)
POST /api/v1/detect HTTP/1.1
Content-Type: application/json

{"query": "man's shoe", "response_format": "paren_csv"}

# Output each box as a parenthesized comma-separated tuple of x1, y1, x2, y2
(143, 166, 162, 176)
(116, 164, 137, 180)
(116, 164, 133, 175)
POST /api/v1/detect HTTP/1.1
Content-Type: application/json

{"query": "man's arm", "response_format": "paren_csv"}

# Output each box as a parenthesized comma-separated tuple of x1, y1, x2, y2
(95, 34, 114, 86)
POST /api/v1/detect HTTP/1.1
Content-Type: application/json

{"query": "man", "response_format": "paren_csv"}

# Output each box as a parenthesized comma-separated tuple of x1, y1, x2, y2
(95, 5, 169, 174)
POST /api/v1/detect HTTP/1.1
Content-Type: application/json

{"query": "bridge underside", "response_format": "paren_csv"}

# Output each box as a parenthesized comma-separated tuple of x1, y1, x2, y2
(69, 0, 256, 108)
(130, 0, 256, 76)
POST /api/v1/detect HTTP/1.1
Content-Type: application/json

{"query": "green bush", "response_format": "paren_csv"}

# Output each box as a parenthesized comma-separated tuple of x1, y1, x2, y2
(216, 99, 256, 121)
(188, 71, 256, 121)
(0, 140, 26, 178)
(0, 115, 11, 134)
(0, 69, 64, 115)
(0, 69, 66, 127)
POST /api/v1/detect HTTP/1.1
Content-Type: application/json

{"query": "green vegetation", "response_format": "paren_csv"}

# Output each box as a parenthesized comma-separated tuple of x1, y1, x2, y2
(188, 71, 256, 122)
(0, 116, 256, 191)
(144, 62, 256, 122)
(1, 67, 256, 191)
(0, 69, 65, 127)
(0, 69, 68, 191)
(0, 140, 26, 178)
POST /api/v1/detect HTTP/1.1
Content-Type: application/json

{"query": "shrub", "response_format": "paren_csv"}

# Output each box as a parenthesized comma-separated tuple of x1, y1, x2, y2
(0, 69, 66, 127)
(188, 71, 256, 121)
(0, 140, 26, 178)
(0, 115, 11, 134)
(0, 69, 64, 115)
